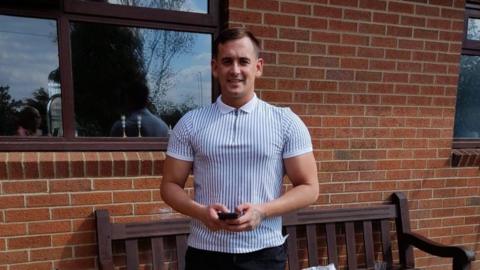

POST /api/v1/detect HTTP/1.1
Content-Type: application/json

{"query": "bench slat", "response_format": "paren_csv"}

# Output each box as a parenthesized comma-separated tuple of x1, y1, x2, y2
(176, 235, 188, 270)
(363, 221, 375, 268)
(381, 219, 393, 268)
(306, 224, 319, 266)
(125, 239, 139, 270)
(325, 223, 338, 267)
(345, 222, 357, 269)
(151, 237, 165, 270)
(285, 226, 299, 270)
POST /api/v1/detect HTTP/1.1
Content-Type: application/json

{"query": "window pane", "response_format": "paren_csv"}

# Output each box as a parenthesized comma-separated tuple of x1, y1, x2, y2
(0, 15, 62, 137)
(454, 55, 480, 138)
(70, 22, 212, 137)
(82, 0, 208, 14)
(467, 18, 480, 40)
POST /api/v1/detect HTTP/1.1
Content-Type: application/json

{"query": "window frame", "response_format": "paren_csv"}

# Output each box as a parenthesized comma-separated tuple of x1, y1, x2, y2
(453, 0, 480, 150)
(0, 0, 223, 151)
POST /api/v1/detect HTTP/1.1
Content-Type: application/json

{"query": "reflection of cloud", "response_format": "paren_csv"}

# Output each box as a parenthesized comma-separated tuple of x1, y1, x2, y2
(165, 65, 212, 106)
(194, 52, 212, 63)
(0, 15, 58, 100)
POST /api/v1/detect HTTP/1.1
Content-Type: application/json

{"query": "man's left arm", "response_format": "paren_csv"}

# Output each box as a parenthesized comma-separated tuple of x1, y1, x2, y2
(227, 152, 318, 231)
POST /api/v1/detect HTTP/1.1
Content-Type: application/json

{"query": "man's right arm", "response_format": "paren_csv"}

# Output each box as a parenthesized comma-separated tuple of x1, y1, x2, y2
(161, 155, 229, 231)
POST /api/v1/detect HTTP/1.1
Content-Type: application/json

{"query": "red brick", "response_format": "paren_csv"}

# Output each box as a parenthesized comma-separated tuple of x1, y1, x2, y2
(398, 39, 423, 50)
(373, 12, 399, 24)
(50, 179, 91, 192)
(298, 17, 327, 29)
(54, 152, 69, 178)
(84, 152, 99, 177)
(3, 181, 47, 194)
(0, 195, 25, 209)
(113, 190, 151, 203)
(51, 206, 93, 219)
(310, 81, 338, 91)
(388, 1, 414, 13)
(95, 204, 133, 216)
(280, 2, 311, 15)
(264, 13, 295, 26)
(0, 224, 26, 237)
(262, 91, 293, 102)
(416, 5, 440, 16)
(98, 152, 113, 177)
(27, 194, 69, 207)
(329, 20, 357, 32)
(112, 152, 126, 177)
(71, 192, 112, 205)
(357, 47, 384, 58)
(23, 152, 39, 179)
(355, 71, 382, 82)
(52, 232, 96, 246)
(246, 0, 279, 11)
(248, 25, 277, 39)
(54, 258, 96, 269)
(31, 247, 73, 261)
(344, 9, 371, 21)
(0, 250, 28, 264)
(125, 152, 140, 176)
(229, 10, 262, 24)
(7, 153, 24, 180)
(386, 26, 412, 37)
(28, 221, 71, 234)
(5, 208, 50, 222)
(295, 67, 325, 79)
(38, 152, 54, 178)
(264, 40, 295, 52)
(279, 54, 309, 66)
(311, 32, 341, 43)
(9, 262, 52, 270)
(359, 0, 386, 10)
(313, 6, 342, 18)
(326, 70, 354, 81)
(8, 235, 51, 249)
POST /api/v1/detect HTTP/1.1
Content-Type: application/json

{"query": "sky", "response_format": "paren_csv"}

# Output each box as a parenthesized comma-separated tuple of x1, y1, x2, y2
(0, 4, 212, 108)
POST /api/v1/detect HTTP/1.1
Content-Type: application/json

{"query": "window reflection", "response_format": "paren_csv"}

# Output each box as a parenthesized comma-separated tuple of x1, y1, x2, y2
(467, 18, 480, 41)
(70, 22, 211, 137)
(454, 55, 480, 138)
(0, 15, 62, 137)
(82, 0, 208, 14)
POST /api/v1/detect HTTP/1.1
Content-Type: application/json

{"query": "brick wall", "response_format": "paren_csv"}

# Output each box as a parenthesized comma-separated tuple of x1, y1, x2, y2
(1, 0, 479, 270)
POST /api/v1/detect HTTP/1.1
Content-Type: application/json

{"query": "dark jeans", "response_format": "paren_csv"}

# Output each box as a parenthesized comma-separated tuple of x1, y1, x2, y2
(184, 244, 287, 270)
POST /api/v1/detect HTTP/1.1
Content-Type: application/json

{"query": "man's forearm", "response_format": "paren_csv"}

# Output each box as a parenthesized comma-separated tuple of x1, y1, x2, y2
(258, 182, 318, 218)
(161, 182, 205, 220)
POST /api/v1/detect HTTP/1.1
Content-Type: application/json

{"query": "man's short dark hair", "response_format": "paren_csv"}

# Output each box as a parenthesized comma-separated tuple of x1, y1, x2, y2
(213, 28, 261, 58)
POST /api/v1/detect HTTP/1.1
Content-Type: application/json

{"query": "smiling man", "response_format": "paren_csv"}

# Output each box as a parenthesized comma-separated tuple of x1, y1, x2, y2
(161, 28, 319, 270)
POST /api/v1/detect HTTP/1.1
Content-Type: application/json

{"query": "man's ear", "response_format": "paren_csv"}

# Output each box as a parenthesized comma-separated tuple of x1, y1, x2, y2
(255, 57, 264, 77)
(211, 59, 218, 78)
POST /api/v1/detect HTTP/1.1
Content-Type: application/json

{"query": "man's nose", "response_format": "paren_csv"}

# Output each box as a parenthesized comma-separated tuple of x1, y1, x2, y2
(230, 62, 240, 74)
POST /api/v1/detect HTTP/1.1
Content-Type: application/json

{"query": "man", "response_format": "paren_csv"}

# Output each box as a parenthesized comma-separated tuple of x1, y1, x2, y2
(161, 28, 318, 270)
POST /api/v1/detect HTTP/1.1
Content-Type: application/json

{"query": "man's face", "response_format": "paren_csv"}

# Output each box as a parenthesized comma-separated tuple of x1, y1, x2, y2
(212, 37, 263, 107)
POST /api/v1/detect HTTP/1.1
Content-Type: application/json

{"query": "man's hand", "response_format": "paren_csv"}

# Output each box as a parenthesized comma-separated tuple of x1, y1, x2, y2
(198, 203, 230, 231)
(222, 203, 266, 232)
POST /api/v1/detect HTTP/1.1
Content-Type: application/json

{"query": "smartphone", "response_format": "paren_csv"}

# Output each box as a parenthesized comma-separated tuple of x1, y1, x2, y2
(218, 212, 239, 220)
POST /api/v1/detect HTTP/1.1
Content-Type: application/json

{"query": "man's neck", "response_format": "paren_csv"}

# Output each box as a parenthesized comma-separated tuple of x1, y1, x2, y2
(221, 93, 255, 109)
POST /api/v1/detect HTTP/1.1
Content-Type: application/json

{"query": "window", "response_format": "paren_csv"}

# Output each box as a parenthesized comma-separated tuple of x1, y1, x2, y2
(0, 0, 222, 151)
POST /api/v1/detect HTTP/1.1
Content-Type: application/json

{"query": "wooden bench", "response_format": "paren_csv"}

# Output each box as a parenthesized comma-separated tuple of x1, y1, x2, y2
(95, 192, 475, 270)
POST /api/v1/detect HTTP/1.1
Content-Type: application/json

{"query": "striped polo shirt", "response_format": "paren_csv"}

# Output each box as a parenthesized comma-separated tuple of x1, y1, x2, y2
(166, 94, 313, 253)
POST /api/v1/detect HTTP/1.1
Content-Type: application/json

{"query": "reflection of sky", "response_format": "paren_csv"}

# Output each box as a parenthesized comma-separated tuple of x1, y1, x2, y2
(107, 0, 207, 13)
(468, 18, 480, 40)
(0, 15, 59, 100)
(167, 34, 212, 106)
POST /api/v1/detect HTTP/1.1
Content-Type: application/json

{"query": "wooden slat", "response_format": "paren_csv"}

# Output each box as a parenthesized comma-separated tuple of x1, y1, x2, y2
(125, 239, 139, 270)
(95, 210, 115, 270)
(151, 237, 165, 270)
(345, 222, 357, 270)
(285, 226, 299, 270)
(380, 220, 393, 268)
(111, 218, 190, 240)
(363, 221, 375, 268)
(325, 223, 338, 267)
(283, 205, 396, 226)
(176, 235, 188, 270)
(306, 224, 319, 266)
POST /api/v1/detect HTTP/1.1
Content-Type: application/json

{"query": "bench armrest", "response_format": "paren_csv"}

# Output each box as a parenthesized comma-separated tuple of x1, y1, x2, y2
(402, 232, 475, 270)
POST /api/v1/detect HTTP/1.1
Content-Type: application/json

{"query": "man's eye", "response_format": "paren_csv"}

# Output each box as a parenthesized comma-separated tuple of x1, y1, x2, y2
(240, 59, 250, 65)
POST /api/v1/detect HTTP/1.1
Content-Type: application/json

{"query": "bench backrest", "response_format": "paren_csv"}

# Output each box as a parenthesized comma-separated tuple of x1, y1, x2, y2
(96, 192, 413, 270)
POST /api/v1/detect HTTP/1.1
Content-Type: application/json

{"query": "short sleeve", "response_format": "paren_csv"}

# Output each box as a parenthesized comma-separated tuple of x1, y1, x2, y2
(282, 108, 313, 159)
(166, 112, 195, 161)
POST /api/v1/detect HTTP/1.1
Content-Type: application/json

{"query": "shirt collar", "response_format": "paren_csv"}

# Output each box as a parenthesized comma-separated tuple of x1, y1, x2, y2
(216, 94, 258, 114)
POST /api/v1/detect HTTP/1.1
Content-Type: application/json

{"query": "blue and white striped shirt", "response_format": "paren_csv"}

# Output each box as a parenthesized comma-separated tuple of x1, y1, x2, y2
(166, 94, 313, 253)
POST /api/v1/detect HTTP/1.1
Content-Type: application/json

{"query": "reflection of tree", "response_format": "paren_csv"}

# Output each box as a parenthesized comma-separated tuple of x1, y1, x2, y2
(70, 22, 147, 136)
(0, 85, 21, 135)
(454, 56, 480, 138)
(157, 99, 197, 127)
(468, 18, 480, 40)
